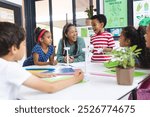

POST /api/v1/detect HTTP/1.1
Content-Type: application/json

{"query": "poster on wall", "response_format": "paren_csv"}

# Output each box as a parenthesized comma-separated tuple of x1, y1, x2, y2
(133, 0, 150, 27)
(0, 7, 14, 23)
(104, 0, 128, 28)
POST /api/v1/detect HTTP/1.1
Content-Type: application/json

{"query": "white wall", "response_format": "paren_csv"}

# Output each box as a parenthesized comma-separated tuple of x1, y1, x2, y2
(5, 0, 22, 5)
(100, 0, 104, 13)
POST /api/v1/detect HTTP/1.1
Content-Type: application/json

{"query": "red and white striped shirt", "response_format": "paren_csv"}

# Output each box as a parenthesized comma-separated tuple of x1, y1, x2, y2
(90, 31, 115, 62)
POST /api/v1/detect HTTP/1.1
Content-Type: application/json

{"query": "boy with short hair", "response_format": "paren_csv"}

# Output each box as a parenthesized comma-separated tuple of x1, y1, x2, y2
(90, 14, 115, 62)
(0, 22, 83, 100)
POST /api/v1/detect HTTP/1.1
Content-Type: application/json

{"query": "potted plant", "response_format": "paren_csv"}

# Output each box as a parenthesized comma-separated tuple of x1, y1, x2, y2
(104, 45, 142, 85)
(84, 5, 96, 26)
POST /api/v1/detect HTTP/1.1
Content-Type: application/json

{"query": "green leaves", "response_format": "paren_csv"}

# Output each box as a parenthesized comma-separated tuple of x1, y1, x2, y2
(106, 45, 142, 69)
(85, 8, 93, 18)
(85, 6, 96, 18)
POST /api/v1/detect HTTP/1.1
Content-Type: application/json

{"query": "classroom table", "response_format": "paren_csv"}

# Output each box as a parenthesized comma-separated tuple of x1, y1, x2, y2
(17, 62, 150, 100)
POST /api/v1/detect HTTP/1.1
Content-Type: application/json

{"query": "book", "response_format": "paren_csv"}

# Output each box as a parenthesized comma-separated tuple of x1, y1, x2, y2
(26, 68, 55, 72)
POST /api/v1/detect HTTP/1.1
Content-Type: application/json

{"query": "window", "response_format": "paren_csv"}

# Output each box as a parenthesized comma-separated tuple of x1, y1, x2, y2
(0, 1, 22, 26)
(52, 0, 73, 52)
(76, 0, 96, 26)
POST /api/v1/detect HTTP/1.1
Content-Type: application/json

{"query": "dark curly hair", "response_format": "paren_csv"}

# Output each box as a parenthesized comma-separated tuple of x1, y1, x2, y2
(137, 26, 150, 68)
(34, 27, 49, 43)
(0, 22, 25, 57)
(122, 26, 139, 47)
(122, 26, 150, 68)
(91, 14, 107, 28)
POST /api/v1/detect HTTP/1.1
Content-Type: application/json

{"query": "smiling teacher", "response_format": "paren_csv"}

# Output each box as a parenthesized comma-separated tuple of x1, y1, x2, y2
(57, 23, 85, 63)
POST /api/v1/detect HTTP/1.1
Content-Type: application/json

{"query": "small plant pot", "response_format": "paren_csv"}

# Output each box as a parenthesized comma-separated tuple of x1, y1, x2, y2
(116, 67, 135, 85)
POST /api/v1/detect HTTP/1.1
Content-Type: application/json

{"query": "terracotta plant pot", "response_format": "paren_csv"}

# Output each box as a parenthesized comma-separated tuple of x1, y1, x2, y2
(116, 67, 135, 85)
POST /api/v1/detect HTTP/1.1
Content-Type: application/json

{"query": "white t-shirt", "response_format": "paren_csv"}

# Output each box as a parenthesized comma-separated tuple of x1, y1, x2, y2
(0, 58, 32, 100)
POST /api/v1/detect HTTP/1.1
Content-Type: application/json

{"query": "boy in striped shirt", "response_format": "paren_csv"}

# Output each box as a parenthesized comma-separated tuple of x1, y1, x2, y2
(90, 14, 115, 62)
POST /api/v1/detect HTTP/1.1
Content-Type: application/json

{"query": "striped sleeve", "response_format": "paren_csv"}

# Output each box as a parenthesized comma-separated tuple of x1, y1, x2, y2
(107, 34, 115, 48)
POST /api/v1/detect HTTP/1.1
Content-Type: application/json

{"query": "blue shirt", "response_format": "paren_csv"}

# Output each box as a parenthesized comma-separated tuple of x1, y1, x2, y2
(23, 44, 54, 66)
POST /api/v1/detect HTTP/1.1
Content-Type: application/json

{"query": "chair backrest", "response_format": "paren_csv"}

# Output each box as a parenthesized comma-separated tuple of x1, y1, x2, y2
(139, 76, 150, 89)
(128, 75, 150, 100)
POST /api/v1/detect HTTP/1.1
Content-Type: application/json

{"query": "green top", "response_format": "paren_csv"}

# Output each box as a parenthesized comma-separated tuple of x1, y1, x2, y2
(56, 37, 85, 63)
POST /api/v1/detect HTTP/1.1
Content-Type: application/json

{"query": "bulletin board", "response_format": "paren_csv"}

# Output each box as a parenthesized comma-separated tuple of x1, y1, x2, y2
(133, 0, 150, 27)
(104, 0, 128, 28)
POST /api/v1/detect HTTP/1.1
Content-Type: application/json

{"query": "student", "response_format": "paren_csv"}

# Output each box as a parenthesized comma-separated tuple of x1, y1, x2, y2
(90, 14, 115, 62)
(119, 26, 139, 47)
(129, 24, 150, 100)
(119, 26, 150, 68)
(0, 22, 84, 100)
(145, 23, 150, 48)
(23, 27, 57, 66)
(136, 26, 150, 68)
(57, 23, 85, 63)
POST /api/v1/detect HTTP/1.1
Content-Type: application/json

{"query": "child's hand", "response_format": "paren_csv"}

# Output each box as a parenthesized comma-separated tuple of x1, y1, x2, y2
(97, 48, 103, 53)
(89, 44, 94, 52)
(52, 60, 58, 65)
(73, 70, 84, 83)
(49, 60, 57, 65)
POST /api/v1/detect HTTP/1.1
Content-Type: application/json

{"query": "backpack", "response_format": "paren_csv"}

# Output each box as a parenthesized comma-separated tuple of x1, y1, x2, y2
(128, 76, 150, 100)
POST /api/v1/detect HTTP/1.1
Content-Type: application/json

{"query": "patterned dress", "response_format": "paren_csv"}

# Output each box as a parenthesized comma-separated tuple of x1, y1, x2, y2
(23, 44, 54, 66)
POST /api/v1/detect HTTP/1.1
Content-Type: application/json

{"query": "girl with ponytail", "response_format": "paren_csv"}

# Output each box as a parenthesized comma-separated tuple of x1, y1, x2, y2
(23, 27, 57, 66)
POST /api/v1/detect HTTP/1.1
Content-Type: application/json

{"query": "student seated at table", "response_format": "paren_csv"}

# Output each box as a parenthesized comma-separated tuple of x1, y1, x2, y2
(129, 23, 150, 100)
(0, 22, 84, 100)
(57, 23, 85, 63)
(90, 14, 115, 62)
(137, 26, 150, 68)
(119, 25, 150, 68)
(23, 27, 57, 66)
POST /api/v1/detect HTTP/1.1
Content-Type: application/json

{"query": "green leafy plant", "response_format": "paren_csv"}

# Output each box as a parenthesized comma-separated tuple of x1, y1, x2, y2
(85, 6, 96, 18)
(104, 45, 142, 69)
